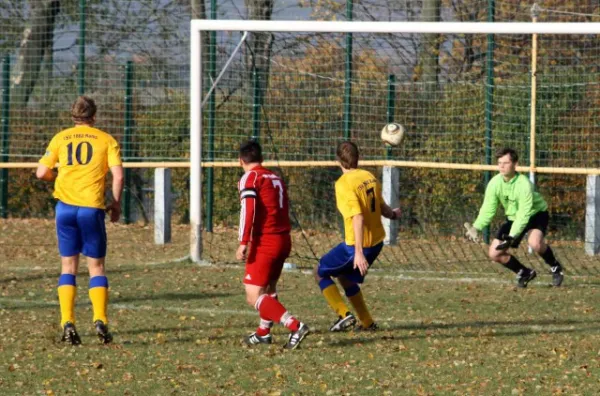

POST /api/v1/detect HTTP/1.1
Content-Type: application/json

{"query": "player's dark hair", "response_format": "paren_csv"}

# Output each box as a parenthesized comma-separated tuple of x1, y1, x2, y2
(337, 141, 359, 169)
(239, 140, 263, 163)
(71, 96, 97, 124)
(495, 147, 519, 163)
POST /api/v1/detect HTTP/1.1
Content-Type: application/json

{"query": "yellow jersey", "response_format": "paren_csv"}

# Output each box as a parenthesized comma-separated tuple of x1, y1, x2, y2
(39, 125, 122, 209)
(335, 169, 385, 247)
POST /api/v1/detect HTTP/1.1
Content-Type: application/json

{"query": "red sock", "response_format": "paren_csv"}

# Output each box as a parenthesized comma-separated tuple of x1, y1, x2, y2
(255, 293, 278, 335)
(256, 318, 272, 336)
(256, 295, 300, 332)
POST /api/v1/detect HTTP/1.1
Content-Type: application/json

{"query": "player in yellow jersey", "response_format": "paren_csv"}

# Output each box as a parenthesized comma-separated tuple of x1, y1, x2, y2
(36, 96, 123, 345)
(314, 141, 401, 332)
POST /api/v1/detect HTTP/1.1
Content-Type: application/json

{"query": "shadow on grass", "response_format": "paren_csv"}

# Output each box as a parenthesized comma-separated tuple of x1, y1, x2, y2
(327, 318, 600, 346)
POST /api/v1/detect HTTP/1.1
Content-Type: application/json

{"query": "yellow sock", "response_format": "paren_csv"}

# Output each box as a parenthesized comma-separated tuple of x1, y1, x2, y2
(348, 290, 374, 328)
(58, 285, 77, 327)
(89, 276, 109, 324)
(322, 284, 350, 318)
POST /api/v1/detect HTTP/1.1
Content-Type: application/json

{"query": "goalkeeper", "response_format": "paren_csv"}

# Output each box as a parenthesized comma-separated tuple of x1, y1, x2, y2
(464, 147, 564, 288)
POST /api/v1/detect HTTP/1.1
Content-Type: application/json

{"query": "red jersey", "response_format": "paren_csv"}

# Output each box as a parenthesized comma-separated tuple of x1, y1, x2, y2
(238, 165, 291, 244)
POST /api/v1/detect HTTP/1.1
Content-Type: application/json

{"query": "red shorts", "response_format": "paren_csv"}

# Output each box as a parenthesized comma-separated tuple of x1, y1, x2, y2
(244, 233, 291, 287)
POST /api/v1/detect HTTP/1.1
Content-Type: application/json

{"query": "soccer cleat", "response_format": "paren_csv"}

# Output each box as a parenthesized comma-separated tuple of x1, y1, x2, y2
(244, 332, 273, 346)
(354, 322, 379, 332)
(551, 265, 564, 287)
(329, 313, 356, 332)
(61, 322, 82, 345)
(284, 323, 310, 350)
(94, 320, 113, 344)
(516, 269, 537, 288)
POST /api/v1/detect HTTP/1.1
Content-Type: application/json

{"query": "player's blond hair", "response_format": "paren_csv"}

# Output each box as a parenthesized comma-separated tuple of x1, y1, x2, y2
(336, 141, 359, 169)
(71, 96, 97, 125)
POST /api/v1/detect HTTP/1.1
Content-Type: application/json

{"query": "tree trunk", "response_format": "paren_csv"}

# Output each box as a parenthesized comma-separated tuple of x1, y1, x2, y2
(244, 0, 274, 108)
(192, 0, 214, 95)
(12, 0, 60, 107)
(419, 0, 441, 85)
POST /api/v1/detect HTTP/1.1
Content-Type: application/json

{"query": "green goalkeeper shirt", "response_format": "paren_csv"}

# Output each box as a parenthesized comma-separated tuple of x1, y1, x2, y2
(473, 173, 548, 237)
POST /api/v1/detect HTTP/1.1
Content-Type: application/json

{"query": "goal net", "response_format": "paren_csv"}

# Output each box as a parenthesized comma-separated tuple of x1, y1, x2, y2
(190, 20, 600, 277)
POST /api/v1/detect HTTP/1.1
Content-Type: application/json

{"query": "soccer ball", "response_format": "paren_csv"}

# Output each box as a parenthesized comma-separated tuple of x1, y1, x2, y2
(381, 123, 405, 147)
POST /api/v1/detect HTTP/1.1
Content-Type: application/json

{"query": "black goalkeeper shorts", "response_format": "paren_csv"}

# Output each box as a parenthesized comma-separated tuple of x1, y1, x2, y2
(495, 211, 549, 247)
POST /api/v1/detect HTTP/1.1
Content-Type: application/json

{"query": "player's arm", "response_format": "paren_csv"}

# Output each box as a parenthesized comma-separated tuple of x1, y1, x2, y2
(336, 182, 369, 275)
(472, 178, 499, 231)
(352, 213, 369, 276)
(35, 164, 56, 182)
(36, 137, 59, 182)
(508, 179, 534, 238)
(105, 165, 124, 222)
(105, 138, 124, 222)
(237, 171, 258, 260)
(381, 201, 401, 220)
(377, 181, 400, 220)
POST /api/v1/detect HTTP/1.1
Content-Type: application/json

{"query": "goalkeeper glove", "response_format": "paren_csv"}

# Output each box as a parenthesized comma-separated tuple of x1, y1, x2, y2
(463, 222, 480, 243)
(496, 235, 515, 250)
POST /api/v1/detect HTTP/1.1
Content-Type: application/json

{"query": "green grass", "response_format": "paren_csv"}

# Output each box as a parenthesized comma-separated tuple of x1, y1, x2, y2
(1, 260, 599, 395)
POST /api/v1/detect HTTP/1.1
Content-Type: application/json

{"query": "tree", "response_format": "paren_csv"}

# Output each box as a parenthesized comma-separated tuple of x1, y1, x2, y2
(11, 0, 59, 107)
(244, 0, 274, 111)
(418, 0, 440, 85)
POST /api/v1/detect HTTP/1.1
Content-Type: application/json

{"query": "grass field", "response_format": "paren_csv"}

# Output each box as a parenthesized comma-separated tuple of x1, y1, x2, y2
(2, 256, 600, 395)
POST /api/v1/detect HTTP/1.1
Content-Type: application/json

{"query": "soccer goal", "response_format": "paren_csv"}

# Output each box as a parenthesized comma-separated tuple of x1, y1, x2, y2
(190, 19, 600, 276)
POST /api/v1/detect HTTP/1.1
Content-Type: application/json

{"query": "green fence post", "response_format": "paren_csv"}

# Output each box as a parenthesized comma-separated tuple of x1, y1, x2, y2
(343, 0, 353, 140)
(386, 74, 396, 159)
(483, 0, 495, 244)
(0, 56, 10, 219)
(205, 0, 217, 232)
(78, 0, 86, 95)
(123, 61, 133, 224)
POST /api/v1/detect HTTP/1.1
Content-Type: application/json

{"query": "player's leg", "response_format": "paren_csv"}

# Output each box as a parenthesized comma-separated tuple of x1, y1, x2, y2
(490, 221, 536, 288)
(59, 256, 82, 345)
(337, 242, 383, 330)
(55, 201, 82, 345)
(79, 207, 112, 343)
(244, 283, 273, 345)
(337, 276, 374, 330)
(490, 238, 536, 287)
(245, 235, 308, 349)
(252, 279, 278, 341)
(527, 214, 563, 287)
(315, 243, 355, 332)
(245, 283, 308, 348)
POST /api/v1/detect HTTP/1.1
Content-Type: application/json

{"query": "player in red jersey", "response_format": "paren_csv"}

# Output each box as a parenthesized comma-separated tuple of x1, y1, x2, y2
(236, 140, 309, 350)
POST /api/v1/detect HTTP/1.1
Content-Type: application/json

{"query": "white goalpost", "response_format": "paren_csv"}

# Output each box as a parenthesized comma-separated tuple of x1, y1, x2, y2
(190, 19, 600, 264)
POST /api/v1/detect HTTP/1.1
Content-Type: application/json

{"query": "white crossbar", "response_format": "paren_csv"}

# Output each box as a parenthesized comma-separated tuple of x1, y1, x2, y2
(192, 20, 600, 35)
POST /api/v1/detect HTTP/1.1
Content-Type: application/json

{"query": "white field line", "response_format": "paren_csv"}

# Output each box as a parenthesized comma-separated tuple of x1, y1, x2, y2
(6, 257, 599, 285)
(9, 255, 192, 272)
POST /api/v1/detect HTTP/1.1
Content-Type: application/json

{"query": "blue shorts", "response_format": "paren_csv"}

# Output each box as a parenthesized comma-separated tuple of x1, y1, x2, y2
(318, 242, 383, 284)
(55, 201, 107, 258)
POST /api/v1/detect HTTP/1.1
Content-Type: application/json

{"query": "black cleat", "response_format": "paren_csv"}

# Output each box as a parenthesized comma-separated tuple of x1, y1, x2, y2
(329, 313, 356, 332)
(551, 265, 564, 287)
(61, 322, 82, 345)
(517, 269, 537, 288)
(244, 332, 273, 346)
(94, 320, 113, 344)
(283, 323, 310, 350)
(354, 322, 379, 332)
